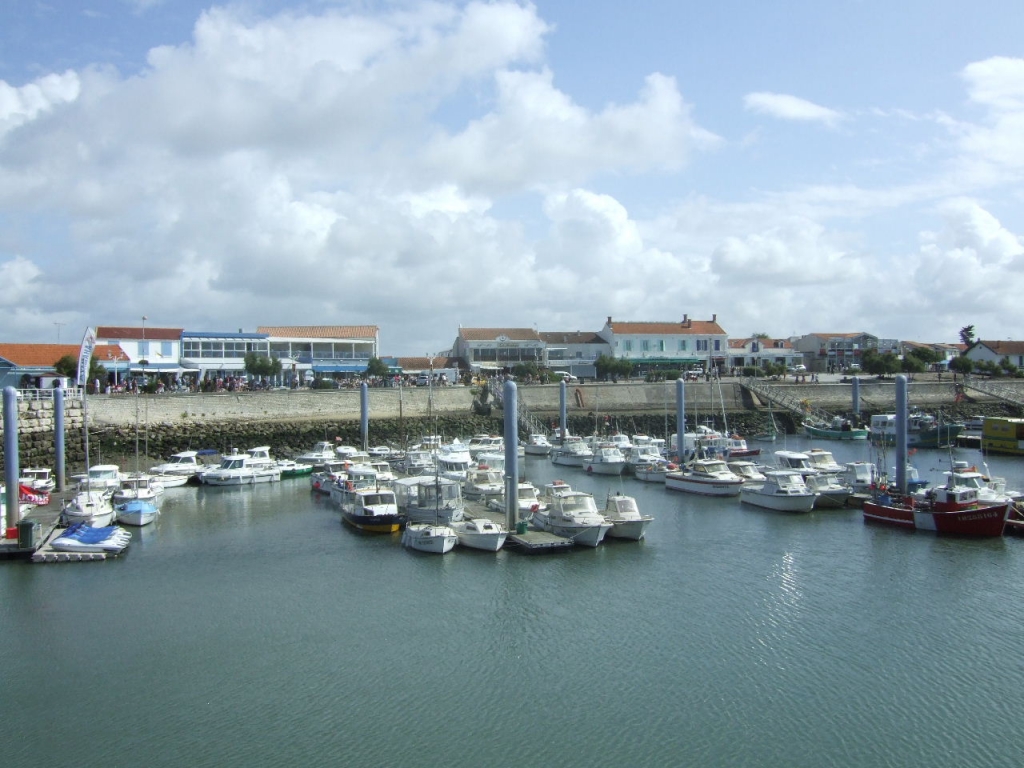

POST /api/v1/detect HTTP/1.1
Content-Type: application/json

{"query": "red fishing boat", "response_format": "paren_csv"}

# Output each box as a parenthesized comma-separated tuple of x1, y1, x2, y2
(863, 491, 1009, 537)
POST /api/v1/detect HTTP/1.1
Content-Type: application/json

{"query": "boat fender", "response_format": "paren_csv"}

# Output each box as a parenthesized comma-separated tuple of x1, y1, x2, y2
(530, 504, 539, 512)
(667, 463, 677, 470)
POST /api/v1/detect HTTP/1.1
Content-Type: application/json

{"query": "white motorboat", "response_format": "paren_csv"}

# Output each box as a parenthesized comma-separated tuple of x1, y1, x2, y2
(739, 469, 817, 512)
(63, 490, 115, 527)
(394, 475, 465, 525)
(150, 450, 203, 478)
(244, 446, 276, 469)
(486, 480, 548, 517)
(400, 449, 436, 476)
(201, 450, 281, 485)
(602, 492, 653, 540)
(633, 461, 672, 483)
(295, 441, 339, 466)
(727, 460, 767, 484)
(606, 434, 633, 453)
(73, 464, 122, 495)
(115, 498, 159, 526)
(583, 444, 627, 476)
(623, 445, 666, 475)
(463, 466, 504, 499)
(19, 467, 55, 493)
(401, 523, 458, 554)
(774, 450, 817, 477)
(451, 517, 508, 551)
(803, 472, 854, 508)
(532, 489, 612, 547)
(339, 486, 405, 533)
(803, 448, 845, 474)
(151, 473, 190, 489)
(310, 459, 349, 494)
(466, 434, 504, 458)
(523, 433, 553, 456)
(550, 437, 593, 467)
(112, 473, 163, 505)
(665, 459, 744, 496)
(841, 461, 879, 494)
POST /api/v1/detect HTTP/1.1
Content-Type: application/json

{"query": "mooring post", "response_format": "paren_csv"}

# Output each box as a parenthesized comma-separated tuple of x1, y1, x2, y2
(360, 382, 369, 452)
(504, 380, 519, 530)
(675, 378, 686, 462)
(895, 375, 908, 494)
(851, 376, 861, 417)
(54, 387, 67, 491)
(3, 386, 21, 529)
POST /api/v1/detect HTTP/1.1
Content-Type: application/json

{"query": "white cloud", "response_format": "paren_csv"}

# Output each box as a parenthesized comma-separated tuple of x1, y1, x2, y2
(743, 91, 843, 126)
(424, 70, 720, 194)
(0, 71, 80, 139)
(956, 56, 1024, 176)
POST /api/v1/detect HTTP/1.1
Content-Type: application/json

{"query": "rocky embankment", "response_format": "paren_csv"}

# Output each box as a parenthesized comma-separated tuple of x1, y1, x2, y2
(3, 378, 1021, 473)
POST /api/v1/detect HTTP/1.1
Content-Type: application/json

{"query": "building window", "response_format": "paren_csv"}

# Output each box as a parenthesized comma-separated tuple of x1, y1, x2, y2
(641, 340, 650, 352)
(161, 341, 172, 357)
(696, 339, 708, 352)
(678, 340, 687, 351)
(657, 340, 665, 352)
(713, 340, 721, 352)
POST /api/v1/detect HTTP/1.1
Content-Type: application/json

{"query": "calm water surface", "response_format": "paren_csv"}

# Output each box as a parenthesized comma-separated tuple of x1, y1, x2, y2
(3, 437, 1024, 767)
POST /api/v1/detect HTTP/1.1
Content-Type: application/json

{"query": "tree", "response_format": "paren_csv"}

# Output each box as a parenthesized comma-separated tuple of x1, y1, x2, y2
(906, 346, 941, 366)
(54, 353, 107, 389)
(365, 357, 390, 378)
(959, 325, 976, 346)
(244, 352, 282, 379)
(595, 354, 633, 381)
(949, 356, 974, 375)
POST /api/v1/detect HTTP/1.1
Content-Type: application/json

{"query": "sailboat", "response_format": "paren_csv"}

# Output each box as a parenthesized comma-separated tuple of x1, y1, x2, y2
(115, 389, 159, 526)
(751, 402, 779, 443)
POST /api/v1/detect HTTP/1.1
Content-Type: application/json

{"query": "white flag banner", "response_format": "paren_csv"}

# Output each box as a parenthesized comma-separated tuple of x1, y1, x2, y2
(77, 327, 97, 386)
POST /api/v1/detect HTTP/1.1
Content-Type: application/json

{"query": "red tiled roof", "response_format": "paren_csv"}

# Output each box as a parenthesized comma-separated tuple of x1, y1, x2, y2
(0, 343, 82, 367)
(458, 328, 543, 342)
(257, 326, 379, 338)
(608, 320, 726, 335)
(97, 326, 182, 341)
(976, 340, 1024, 356)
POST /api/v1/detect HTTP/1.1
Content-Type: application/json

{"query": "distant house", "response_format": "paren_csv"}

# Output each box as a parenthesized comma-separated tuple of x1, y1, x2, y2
(793, 332, 879, 371)
(452, 328, 545, 373)
(258, 325, 380, 379)
(538, 331, 609, 378)
(0, 343, 81, 390)
(963, 340, 1024, 369)
(598, 315, 728, 373)
(97, 325, 185, 381)
(727, 337, 801, 370)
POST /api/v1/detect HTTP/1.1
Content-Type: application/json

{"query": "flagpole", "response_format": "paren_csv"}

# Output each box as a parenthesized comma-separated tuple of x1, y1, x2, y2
(77, 327, 97, 478)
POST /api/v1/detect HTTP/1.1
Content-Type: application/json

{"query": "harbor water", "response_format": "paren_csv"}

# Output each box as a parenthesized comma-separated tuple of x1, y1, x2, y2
(3, 436, 1024, 767)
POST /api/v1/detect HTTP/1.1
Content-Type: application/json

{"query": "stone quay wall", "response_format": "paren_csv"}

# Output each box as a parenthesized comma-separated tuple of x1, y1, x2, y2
(0, 397, 85, 472)
(3, 379, 1018, 473)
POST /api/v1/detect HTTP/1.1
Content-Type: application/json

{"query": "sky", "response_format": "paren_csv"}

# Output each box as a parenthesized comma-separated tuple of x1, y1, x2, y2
(1, 0, 1023, 356)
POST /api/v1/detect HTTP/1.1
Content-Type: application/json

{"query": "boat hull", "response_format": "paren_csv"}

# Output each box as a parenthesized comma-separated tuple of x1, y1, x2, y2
(402, 524, 458, 553)
(583, 462, 625, 476)
(740, 488, 816, 512)
(606, 519, 652, 540)
(863, 498, 1008, 536)
(341, 512, 406, 533)
(804, 425, 869, 440)
(664, 474, 742, 497)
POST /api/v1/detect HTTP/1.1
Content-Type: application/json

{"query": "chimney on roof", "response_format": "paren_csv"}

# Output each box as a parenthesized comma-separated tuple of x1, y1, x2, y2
(607, 316, 612, 325)
(712, 314, 716, 323)
(682, 314, 688, 324)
